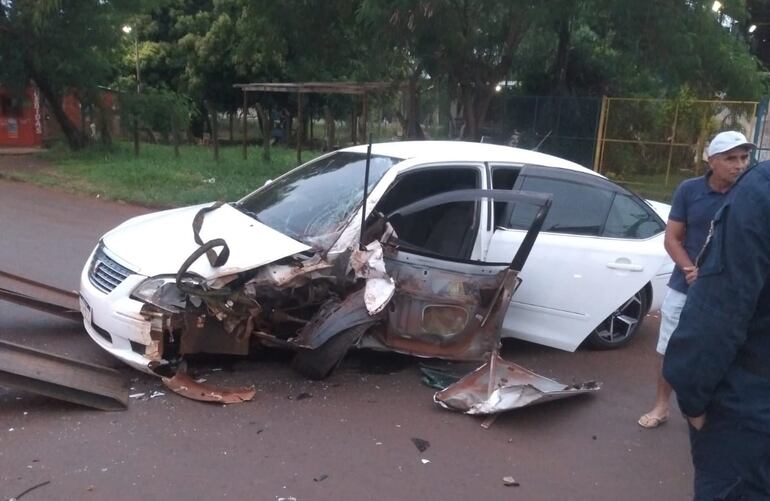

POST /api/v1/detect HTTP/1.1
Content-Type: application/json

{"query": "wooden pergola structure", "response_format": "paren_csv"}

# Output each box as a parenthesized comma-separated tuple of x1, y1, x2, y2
(234, 81, 395, 163)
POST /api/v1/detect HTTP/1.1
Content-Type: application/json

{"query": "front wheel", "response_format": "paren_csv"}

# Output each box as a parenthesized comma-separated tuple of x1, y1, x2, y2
(586, 287, 649, 350)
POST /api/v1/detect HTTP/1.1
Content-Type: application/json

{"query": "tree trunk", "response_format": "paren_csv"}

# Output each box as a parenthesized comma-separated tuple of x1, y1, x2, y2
(460, 82, 495, 142)
(404, 73, 425, 140)
(256, 103, 271, 162)
(324, 105, 335, 151)
(31, 75, 86, 150)
(552, 16, 572, 95)
(94, 100, 112, 147)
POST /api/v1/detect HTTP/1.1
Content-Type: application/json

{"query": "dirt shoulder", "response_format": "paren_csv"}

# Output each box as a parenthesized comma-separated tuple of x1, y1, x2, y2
(0, 151, 55, 177)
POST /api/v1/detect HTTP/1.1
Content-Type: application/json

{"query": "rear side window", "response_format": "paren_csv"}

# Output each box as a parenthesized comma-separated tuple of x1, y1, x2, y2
(506, 176, 613, 236)
(603, 194, 665, 239)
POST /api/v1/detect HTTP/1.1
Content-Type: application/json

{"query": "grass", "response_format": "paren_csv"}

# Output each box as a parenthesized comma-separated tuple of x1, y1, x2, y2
(13, 141, 317, 207)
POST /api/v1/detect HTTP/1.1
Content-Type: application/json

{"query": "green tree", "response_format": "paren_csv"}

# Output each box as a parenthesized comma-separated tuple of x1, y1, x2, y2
(516, 0, 763, 99)
(359, 0, 538, 140)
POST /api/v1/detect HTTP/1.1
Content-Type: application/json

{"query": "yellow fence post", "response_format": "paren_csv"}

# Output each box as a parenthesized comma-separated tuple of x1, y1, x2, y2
(593, 96, 609, 172)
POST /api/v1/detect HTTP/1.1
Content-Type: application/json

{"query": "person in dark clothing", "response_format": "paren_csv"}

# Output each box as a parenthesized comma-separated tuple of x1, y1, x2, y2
(663, 160, 770, 499)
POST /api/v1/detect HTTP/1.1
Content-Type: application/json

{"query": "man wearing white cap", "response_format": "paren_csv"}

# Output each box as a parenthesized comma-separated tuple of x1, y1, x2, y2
(638, 130, 754, 429)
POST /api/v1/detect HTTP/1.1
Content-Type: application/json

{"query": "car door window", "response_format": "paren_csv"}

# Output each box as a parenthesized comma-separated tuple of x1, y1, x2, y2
(603, 193, 665, 239)
(374, 166, 481, 260)
(506, 176, 614, 236)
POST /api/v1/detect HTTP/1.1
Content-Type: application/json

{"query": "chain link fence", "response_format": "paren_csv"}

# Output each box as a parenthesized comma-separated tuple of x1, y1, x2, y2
(594, 97, 758, 200)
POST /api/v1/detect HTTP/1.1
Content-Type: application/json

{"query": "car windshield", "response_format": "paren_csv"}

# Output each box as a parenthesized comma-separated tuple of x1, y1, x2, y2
(236, 151, 399, 249)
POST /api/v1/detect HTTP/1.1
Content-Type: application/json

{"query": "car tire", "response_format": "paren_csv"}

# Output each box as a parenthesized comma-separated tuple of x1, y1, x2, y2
(586, 287, 649, 350)
(291, 325, 366, 380)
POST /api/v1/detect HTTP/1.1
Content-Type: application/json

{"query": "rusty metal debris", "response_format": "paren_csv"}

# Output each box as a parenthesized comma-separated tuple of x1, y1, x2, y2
(434, 350, 601, 416)
(161, 371, 256, 404)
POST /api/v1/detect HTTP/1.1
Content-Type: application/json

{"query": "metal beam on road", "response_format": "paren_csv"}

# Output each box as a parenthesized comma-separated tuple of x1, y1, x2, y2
(0, 270, 82, 322)
(0, 339, 129, 411)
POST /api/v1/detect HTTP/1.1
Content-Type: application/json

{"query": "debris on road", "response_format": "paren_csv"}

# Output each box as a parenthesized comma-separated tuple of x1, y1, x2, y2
(502, 476, 520, 487)
(8, 479, 51, 500)
(434, 351, 600, 416)
(0, 339, 128, 411)
(411, 437, 430, 453)
(161, 371, 255, 404)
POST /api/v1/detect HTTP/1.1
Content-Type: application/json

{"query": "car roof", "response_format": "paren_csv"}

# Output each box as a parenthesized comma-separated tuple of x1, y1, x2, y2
(341, 140, 601, 177)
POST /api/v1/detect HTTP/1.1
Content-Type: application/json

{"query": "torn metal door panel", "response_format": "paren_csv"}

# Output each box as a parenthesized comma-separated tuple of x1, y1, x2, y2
(0, 339, 129, 411)
(379, 249, 510, 360)
(434, 351, 601, 415)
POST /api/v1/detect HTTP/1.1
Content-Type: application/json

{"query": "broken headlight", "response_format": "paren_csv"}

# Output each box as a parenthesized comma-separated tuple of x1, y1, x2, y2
(131, 276, 203, 312)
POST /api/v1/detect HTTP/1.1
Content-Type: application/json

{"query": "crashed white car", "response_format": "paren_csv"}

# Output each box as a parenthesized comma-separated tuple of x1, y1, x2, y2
(79, 141, 672, 379)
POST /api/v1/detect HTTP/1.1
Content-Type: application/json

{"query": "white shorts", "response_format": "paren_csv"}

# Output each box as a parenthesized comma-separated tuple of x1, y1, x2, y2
(656, 287, 687, 355)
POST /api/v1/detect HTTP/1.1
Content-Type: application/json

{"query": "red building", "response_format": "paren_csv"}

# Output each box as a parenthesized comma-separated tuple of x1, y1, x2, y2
(0, 85, 118, 148)
(0, 86, 43, 148)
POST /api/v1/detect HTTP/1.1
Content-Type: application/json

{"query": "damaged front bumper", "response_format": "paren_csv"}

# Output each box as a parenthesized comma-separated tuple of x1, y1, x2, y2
(79, 258, 160, 374)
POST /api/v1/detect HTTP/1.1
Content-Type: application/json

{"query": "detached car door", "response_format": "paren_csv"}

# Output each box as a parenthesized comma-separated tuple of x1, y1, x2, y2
(485, 165, 668, 351)
(369, 178, 551, 360)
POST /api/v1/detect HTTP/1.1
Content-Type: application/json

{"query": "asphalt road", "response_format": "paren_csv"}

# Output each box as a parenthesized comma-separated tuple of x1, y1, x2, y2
(0, 177, 693, 500)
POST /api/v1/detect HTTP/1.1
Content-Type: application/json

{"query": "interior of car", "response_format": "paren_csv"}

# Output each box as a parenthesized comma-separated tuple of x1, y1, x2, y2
(373, 167, 480, 261)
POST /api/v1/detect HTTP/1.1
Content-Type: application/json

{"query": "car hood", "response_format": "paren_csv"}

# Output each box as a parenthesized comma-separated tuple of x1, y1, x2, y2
(102, 203, 311, 280)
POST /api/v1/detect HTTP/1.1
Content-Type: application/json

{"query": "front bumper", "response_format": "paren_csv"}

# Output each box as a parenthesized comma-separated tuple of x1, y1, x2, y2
(79, 251, 159, 375)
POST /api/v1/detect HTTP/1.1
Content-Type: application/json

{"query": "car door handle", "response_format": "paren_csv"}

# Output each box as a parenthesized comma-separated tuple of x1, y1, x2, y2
(607, 262, 644, 272)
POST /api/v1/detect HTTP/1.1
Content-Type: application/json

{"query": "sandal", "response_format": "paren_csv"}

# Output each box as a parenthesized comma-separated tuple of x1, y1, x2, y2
(638, 413, 669, 429)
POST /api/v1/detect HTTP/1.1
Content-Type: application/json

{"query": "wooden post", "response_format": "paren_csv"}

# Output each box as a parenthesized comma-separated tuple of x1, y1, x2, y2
(665, 102, 680, 187)
(242, 91, 248, 160)
(362, 93, 368, 141)
(208, 102, 220, 162)
(297, 90, 303, 164)
(133, 116, 140, 157)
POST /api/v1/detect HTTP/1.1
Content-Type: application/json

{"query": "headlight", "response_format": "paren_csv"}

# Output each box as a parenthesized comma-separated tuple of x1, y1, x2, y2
(131, 276, 202, 312)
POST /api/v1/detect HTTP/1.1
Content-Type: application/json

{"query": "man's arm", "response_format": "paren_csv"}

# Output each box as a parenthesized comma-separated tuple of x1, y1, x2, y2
(664, 220, 697, 284)
(663, 167, 770, 418)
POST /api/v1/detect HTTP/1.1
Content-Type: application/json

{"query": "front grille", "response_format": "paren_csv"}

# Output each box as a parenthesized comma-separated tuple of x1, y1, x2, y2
(88, 245, 135, 294)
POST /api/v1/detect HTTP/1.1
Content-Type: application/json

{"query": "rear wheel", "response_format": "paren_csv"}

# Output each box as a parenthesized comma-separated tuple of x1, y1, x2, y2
(586, 287, 649, 350)
(291, 325, 366, 380)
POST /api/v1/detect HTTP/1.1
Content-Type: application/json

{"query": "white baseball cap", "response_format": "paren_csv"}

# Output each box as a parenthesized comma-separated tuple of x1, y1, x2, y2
(707, 131, 755, 158)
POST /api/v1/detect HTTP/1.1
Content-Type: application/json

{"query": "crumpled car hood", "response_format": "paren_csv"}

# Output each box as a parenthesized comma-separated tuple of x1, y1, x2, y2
(102, 203, 311, 279)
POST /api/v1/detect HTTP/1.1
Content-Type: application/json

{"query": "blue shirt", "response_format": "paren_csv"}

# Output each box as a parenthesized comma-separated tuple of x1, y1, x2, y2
(663, 162, 770, 433)
(667, 174, 730, 293)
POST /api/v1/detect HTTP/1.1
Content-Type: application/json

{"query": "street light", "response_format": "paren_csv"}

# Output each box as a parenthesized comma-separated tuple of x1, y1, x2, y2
(122, 24, 140, 94)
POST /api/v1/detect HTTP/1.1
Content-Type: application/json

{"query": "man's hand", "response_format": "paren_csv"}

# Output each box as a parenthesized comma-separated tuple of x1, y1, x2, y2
(688, 414, 706, 430)
(684, 266, 699, 285)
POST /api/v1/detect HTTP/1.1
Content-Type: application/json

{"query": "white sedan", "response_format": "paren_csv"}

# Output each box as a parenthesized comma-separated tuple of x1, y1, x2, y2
(79, 141, 673, 378)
